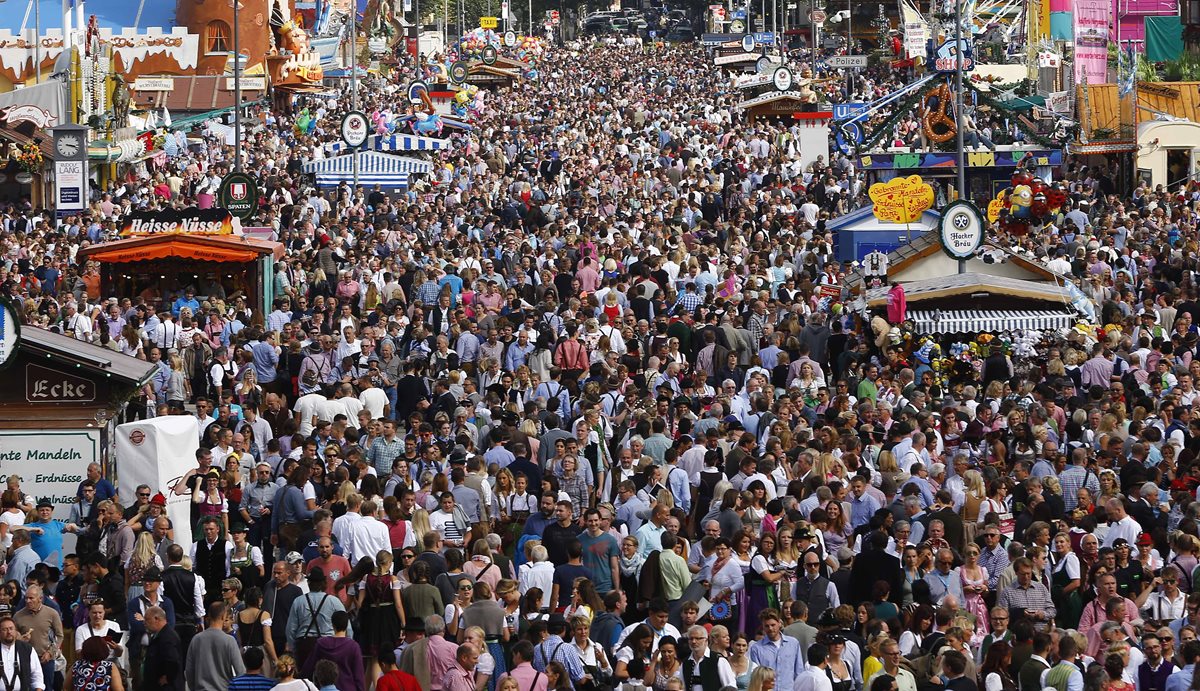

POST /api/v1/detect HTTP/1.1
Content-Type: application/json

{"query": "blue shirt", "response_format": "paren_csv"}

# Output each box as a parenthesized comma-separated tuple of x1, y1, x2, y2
(250, 341, 280, 383)
(484, 446, 515, 469)
(667, 466, 691, 513)
(1166, 664, 1193, 691)
(439, 274, 464, 304)
(229, 674, 278, 691)
(172, 296, 200, 317)
(577, 530, 620, 593)
(749, 635, 805, 691)
(79, 478, 117, 502)
(849, 493, 880, 529)
(505, 341, 534, 371)
(29, 519, 65, 566)
(533, 382, 571, 419)
(534, 634, 586, 687)
(901, 476, 935, 508)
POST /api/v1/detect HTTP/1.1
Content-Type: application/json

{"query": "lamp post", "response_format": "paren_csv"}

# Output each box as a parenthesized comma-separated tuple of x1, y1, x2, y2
(954, 0, 964, 203)
(230, 0, 242, 172)
(33, 0, 40, 84)
(351, 12, 358, 189)
(415, 0, 422, 80)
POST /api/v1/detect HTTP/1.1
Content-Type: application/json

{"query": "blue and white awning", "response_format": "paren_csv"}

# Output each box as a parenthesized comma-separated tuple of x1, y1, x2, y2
(302, 150, 433, 188)
(326, 133, 451, 154)
(909, 309, 1077, 335)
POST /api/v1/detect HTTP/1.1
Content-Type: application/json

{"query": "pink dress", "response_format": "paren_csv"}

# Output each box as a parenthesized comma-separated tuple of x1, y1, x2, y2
(961, 567, 990, 646)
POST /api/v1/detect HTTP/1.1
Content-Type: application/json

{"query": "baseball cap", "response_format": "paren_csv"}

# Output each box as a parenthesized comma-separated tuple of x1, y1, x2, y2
(286, 551, 304, 565)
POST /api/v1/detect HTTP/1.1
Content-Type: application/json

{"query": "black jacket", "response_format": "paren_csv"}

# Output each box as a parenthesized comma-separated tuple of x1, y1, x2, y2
(848, 548, 903, 606)
(143, 625, 185, 691)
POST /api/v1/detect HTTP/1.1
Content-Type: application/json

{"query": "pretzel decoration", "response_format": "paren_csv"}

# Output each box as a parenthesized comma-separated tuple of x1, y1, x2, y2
(921, 83, 957, 144)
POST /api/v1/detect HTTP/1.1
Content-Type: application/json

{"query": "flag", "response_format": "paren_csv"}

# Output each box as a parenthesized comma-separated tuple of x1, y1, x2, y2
(1118, 44, 1135, 98)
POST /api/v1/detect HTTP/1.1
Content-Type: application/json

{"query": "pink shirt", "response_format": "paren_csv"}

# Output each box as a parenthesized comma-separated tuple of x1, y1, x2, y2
(427, 634, 461, 691)
(500, 663, 549, 691)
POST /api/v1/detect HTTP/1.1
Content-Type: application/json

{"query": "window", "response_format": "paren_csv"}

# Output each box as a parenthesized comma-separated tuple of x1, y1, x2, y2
(206, 21, 231, 53)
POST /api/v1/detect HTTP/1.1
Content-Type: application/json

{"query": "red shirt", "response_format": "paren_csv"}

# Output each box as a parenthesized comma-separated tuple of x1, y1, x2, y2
(377, 670, 422, 691)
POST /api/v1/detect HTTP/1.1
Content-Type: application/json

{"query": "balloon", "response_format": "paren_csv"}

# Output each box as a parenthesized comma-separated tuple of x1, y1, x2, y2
(1030, 177, 1046, 196)
(1045, 185, 1067, 213)
(1009, 184, 1033, 219)
(1031, 192, 1048, 219)
(1011, 170, 1033, 188)
(1004, 219, 1030, 236)
(987, 197, 1004, 223)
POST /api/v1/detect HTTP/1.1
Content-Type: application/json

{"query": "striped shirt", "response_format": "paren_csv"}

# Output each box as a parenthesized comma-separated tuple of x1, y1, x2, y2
(534, 634, 586, 688)
(228, 673, 279, 691)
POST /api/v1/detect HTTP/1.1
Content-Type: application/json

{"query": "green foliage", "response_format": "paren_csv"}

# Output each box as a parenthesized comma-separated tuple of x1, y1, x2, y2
(1163, 51, 1200, 81)
(1136, 54, 1161, 82)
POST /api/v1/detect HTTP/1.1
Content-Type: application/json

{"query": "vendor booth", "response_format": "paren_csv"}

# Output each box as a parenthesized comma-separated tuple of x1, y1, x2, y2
(326, 133, 451, 155)
(1135, 119, 1200, 189)
(75, 212, 286, 320)
(0, 317, 154, 534)
(832, 205, 942, 262)
(302, 150, 435, 188)
(862, 273, 1081, 335)
(848, 228, 1091, 336)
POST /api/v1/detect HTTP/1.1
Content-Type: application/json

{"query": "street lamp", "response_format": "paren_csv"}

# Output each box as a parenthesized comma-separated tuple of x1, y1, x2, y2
(228, 0, 244, 172)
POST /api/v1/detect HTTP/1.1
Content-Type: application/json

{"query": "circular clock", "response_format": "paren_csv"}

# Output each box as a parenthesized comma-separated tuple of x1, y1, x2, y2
(55, 135, 81, 158)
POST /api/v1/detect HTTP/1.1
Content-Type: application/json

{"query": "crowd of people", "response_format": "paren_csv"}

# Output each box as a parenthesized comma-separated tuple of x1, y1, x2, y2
(0, 28, 1185, 691)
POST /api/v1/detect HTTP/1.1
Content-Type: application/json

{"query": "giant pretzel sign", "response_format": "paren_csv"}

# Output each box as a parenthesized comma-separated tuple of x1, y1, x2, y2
(921, 83, 957, 144)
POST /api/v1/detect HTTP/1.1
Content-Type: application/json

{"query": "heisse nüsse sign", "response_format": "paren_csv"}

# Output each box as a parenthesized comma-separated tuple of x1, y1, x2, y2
(120, 208, 235, 237)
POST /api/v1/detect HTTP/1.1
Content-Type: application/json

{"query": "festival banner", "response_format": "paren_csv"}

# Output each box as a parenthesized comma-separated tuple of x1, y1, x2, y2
(119, 208, 237, 237)
(869, 175, 935, 224)
(901, 0, 928, 60)
(1073, 0, 1110, 86)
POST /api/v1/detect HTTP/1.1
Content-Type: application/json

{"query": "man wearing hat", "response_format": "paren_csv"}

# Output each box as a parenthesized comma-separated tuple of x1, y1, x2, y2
(286, 567, 351, 668)
(127, 566, 174, 687)
(27, 499, 79, 568)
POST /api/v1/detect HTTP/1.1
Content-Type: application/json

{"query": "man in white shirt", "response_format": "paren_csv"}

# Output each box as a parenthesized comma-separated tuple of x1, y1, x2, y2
(1102, 498, 1143, 550)
(681, 624, 736, 691)
(795, 644, 832, 691)
(0, 614, 44, 691)
(348, 500, 391, 566)
(331, 494, 365, 562)
(293, 390, 327, 437)
(63, 303, 93, 343)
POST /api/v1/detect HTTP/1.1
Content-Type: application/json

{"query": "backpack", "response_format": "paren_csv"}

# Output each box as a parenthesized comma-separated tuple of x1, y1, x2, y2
(301, 355, 322, 388)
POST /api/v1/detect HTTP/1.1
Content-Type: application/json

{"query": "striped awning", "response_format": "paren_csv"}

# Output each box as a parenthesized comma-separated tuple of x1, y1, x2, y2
(302, 150, 431, 188)
(326, 133, 451, 154)
(909, 309, 1078, 335)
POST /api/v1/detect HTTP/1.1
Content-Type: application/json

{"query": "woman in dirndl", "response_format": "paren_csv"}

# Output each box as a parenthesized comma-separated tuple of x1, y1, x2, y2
(357, 550, 406, 684)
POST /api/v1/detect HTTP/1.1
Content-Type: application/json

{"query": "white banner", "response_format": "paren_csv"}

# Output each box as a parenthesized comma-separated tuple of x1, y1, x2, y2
(0, 429, 97, 520)
(115, 416, 201, 550)
(1048, 90, 1070, 113)
(0, 428, 100, 561)
(901, 0, 928, 60)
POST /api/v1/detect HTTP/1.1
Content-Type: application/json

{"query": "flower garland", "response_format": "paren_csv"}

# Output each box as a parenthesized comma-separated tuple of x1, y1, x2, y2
(13, 142, 42, 173)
